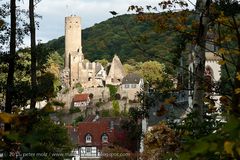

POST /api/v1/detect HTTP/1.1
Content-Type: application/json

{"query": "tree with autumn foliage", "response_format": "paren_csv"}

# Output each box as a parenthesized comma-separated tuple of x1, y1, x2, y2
(142, 122, 180, 160)
(0, 109, 73, 159)
(129, 0, 240, 159)
(180, 0, 240, 159)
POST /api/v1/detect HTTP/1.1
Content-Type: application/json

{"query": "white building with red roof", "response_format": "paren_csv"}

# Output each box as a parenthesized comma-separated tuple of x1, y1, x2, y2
(67, 115, 127, 159)
(72, 93, 90, 108)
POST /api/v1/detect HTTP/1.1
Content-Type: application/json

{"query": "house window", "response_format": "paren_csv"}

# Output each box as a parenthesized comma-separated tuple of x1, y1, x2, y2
(101, 133, 108, 143)
(92, 147, 97, 154)
(85, 147, 91, 155)
(131, 84, 136, 88)
(125, 84, 129, 88)
(85, 134, 92, 143)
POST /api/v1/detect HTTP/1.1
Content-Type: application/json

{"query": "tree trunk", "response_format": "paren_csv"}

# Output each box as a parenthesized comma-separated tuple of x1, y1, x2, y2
(4, 0, 16, 131)
(30, 0, 37, 109)
(231, 16, 240, 115)
(192, 0, 211, 118)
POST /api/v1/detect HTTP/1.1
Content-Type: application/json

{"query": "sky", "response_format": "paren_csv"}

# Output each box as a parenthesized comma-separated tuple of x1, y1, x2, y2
(19, 0, 195, 45)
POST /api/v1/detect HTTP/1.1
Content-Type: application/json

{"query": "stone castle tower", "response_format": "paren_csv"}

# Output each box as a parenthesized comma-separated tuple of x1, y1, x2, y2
(63, 16, 84, 87)
(65, 16, 83, 69)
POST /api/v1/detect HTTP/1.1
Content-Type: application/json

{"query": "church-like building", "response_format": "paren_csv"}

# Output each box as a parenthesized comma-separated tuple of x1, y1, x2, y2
(62, 16, 125, 88)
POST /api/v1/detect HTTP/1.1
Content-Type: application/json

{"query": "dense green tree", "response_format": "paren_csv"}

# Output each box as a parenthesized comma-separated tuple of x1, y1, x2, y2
(107, 84, 118, 100)
(124, 60, 173, 90)
(137, 61, 166, 84)
(1, 48, 62, 107)
(123, 63, 135, 74)
(44, 51, 63, 77)
(37, 72, 61, 101)
(112, 100, 120, 117)
(1, 110, 73, 159)
(21, 117, 73, 158)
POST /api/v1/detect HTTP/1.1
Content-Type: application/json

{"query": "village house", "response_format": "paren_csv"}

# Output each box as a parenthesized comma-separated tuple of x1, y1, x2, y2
(67, 115, 128, 159)
(72, 94, 90, 108)
(120, 73, 144, 101)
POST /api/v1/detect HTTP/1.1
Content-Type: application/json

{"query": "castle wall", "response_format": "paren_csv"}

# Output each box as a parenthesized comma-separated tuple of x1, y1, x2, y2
(70, 54, 81, 86)
(79, 69, 89, 83)
(83, 88, 110, 101)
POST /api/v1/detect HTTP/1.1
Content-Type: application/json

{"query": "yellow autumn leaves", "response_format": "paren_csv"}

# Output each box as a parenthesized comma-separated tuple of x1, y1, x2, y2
(217, 48, 240, 56)
(235, 72, 240, 94)
(0, 112, 16, 123)
(224, 141, 240, 158)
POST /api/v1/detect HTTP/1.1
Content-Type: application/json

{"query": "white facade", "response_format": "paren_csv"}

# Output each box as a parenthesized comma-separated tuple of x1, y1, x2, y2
(69, 147, 100, 160)
(80, 147, 100, 158)
(73, 101, 89, 107)
(120, 78, 144, 101)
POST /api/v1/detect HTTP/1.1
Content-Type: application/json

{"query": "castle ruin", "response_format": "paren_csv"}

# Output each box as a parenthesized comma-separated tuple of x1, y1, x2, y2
(62, 16, 125, 88)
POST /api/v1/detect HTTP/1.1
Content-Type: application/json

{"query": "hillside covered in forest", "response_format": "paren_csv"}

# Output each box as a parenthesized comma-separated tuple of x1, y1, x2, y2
(43, 13, 190, 67)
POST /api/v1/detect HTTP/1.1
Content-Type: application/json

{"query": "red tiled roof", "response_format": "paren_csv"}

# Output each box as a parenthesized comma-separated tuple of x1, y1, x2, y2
(77, 118, 121, 148)
(73, 94, 89, 102)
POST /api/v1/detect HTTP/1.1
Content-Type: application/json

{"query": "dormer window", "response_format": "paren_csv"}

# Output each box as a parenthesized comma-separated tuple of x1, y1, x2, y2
(85, 134, 92, 143)
(101, 133, 108, 143)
